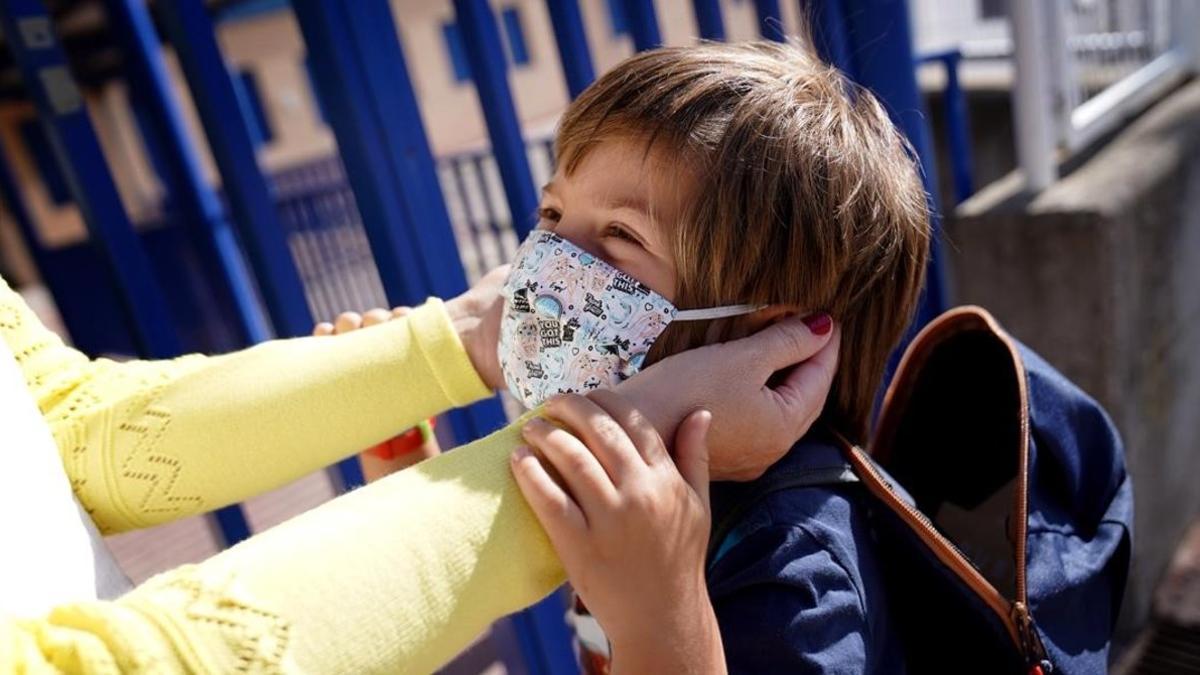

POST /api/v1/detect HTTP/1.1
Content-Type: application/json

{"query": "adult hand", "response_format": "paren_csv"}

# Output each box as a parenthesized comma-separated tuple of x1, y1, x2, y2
(444, 265, 509, 391)
(313, 266, 509, 392)
(616, 315, 839, 481)
(312, 306, 403, 336)
(512, 391, 726, 674)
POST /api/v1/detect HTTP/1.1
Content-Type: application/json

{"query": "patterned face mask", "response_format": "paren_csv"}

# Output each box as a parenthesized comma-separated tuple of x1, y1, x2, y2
(498, 230, 761, 408)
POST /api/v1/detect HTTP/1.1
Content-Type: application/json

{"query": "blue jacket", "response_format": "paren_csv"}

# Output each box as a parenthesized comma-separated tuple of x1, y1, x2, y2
(707, 436, 904, 674)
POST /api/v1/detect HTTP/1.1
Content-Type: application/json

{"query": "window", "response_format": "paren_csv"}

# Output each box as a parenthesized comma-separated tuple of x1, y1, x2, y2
(979, 0, 1007, 19)
(442, 9, 532, 84)
(230, 68, 273, 146)
(606, 0, 629, 36)
(442, 22, 473, 82)
(501, 7, 530, 65)
(19, 119, 71, 205)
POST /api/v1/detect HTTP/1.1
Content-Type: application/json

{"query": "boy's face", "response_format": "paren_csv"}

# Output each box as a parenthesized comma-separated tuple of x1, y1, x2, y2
(536, 137, 685, 302)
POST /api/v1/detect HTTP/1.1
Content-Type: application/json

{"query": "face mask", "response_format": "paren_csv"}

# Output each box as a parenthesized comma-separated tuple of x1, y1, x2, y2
(498, 230, 762, 408)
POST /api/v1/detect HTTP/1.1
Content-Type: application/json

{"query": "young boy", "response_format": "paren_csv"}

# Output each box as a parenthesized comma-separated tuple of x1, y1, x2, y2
(504, 40, 929, 672)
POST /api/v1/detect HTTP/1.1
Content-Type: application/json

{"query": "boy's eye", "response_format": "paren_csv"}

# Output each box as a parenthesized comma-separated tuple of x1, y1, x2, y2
(538, 207, 562, 223)
(604, 224, 642, 246)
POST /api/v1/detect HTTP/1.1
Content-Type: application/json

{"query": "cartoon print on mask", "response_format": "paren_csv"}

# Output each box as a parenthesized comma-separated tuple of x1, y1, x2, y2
(583, 293, 605, 318)
(498, 230, 760, 409)
(562, 317, 581, 342)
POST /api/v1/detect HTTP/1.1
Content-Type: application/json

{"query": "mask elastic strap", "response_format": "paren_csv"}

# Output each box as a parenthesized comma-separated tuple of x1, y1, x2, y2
(674, 304, 767, 321)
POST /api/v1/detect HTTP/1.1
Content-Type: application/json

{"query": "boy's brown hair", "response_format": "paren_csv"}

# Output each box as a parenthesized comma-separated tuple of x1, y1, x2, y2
(555, 40, 931, 443)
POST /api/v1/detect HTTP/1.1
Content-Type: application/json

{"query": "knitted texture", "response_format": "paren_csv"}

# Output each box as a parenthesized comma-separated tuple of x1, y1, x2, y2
(1, 275, 565, 671)
(1, 276, 489, 532)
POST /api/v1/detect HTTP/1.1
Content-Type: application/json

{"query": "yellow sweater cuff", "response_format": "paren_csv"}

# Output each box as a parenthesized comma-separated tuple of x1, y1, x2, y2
(408, 298, 491, 408)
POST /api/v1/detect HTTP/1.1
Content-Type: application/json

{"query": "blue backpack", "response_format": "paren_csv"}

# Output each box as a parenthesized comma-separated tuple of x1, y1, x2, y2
(710, 306, 1133, 673)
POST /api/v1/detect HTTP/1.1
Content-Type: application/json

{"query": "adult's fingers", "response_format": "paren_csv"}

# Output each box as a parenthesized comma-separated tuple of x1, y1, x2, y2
(522, 417, 620, 514)
(673, 409, 712, 512)
(511, 445, 588, 545)
(334, 312, 363, 335)
(543, 394, 643, 484)
(772, 326, 841, 430)
(391, 306, 412, 319)
(584, 389, 669, 467)
(362, 308, 392, 327)
(313, 322, 334, 337)
(730, 313, 834, 377)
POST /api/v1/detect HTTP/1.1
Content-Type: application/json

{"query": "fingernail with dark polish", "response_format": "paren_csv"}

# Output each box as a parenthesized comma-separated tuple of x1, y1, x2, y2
(803, 313, 833, 336)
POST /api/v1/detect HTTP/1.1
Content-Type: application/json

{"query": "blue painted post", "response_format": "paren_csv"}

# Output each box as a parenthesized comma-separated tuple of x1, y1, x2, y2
(754, 0, 786, 41)
(103, 0, 272, 347)
(545, 0, 596, 99)
(803, 0, 855, 77)
(692, 0, 725, 41)
(623, 0, 662, 51)
(156, 0, 364, 491)
(939, 51, 975, 204)
(293, 3, 577, 673)
(453, 0, 540, 238)
(838, 0, 948, 325)
(0, 0, 254, 545)
(0, 0, 180, 359)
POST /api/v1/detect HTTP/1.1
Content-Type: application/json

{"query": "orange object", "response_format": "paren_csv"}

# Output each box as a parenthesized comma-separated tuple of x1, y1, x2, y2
(367, 418, 436, 460)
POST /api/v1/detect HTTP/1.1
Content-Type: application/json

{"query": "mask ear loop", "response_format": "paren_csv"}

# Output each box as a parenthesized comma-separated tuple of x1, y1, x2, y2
(674, 304, 768, 321)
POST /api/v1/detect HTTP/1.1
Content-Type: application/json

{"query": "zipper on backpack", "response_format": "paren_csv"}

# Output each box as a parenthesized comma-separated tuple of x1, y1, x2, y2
(1012, 601, 1050, 671)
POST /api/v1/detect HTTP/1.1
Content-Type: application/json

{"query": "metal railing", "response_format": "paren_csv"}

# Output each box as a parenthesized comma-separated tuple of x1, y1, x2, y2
(1011, 0, 1199, 190)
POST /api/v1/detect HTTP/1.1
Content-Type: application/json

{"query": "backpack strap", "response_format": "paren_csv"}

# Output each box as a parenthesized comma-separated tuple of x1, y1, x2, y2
(707, 463, 860, 571)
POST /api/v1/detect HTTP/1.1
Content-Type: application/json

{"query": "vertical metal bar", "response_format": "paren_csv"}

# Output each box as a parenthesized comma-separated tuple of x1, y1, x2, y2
(471, 155, 508, 261)
(623, 0, 662, 51)
(692, 0, 725, 41)
(1010, 0, 1058, 191)
(154, 0, 316, 339)
(545, 0, 596, 99)
(293, 3, 576, 672)
(102, 0, 271, 346)
(1046, 0, 1079, 149)
(157, 0, 364, 491)
(754, 0, 786, 41)
(0, 0, 255, 545)
(839, 0, 947, 325)
(296, 0, 484, 304)
(449, 158, 486, 279)
(453, 0, 539, 238)
(938, 51, 975, 204)
(0, 0, 180, 358)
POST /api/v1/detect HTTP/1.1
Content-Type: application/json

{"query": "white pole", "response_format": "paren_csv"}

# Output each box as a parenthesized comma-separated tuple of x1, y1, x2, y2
(1010, 0, 1058, 191)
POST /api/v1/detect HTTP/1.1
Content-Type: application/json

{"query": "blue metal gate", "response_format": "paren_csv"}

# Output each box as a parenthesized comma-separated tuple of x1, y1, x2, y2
(0, 1, 960, 673)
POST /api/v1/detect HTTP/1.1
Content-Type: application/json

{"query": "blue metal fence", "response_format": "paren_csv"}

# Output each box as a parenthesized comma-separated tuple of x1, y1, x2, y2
(0, 1, 960, 672)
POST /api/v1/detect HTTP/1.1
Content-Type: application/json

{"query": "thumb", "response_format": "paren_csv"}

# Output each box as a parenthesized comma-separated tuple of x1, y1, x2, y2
(673, 409, 713, 511)
(736, 313, 834, 375)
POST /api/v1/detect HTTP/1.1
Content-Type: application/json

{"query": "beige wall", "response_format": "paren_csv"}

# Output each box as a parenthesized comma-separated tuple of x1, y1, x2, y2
(0, 0, 806, 280)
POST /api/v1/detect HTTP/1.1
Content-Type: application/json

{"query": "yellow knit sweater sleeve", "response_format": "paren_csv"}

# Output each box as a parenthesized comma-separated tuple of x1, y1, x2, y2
(0, 275, 491, 533)
(1, 418, 566, 673)
(1, 276, 567, 671)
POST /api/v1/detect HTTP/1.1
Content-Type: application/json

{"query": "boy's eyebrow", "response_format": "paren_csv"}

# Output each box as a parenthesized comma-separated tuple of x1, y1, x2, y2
(603, 193, 651, 217)
(542, 181, 651, 219)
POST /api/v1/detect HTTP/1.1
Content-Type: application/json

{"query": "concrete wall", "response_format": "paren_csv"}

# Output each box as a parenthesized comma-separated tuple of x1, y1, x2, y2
(949, 79, 1200, 643)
